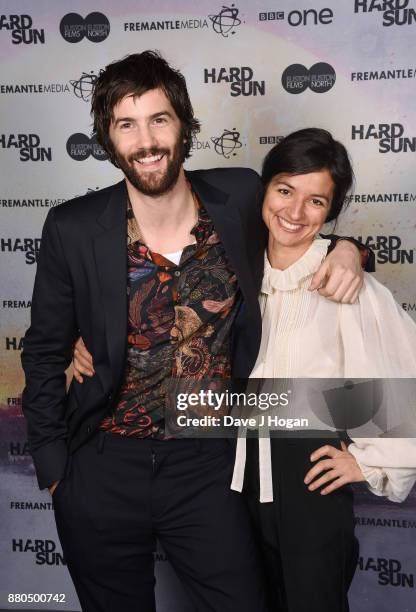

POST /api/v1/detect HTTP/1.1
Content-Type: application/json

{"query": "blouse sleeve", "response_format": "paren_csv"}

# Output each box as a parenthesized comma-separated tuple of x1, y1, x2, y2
(339, 273, 416, 502)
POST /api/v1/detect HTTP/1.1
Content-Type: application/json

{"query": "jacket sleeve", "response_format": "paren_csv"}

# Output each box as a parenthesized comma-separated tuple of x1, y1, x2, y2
(21, 208, 77, 489)
(321, 233, 375, 272)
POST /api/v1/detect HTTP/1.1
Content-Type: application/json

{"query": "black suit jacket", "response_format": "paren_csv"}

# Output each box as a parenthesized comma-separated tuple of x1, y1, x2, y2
(21, 168, 266, 489)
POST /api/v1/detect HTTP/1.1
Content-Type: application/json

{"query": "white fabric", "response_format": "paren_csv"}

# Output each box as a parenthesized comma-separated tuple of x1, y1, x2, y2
(231, 239, 416, 503)
(161, 249, 183, 266)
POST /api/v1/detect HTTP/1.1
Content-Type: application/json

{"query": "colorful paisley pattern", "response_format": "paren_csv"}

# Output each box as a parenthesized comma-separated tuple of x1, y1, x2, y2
(100, 197, 242, 438)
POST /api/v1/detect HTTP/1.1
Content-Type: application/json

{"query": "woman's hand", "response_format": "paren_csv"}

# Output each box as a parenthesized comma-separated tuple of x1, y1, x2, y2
(304, 441, 366, 495)
(309, 240, 363, 303)
(73, 337, 94, 383)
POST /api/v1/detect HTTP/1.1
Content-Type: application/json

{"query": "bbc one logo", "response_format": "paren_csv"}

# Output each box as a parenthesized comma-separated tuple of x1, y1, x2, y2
(191, 129, 244, 159)
(0, 14, 45, 44)
(282, 63, 336, 94)
(66, 134, 108, 161)
(204, 66, 265, 96)
(259, 7, 333, 26)
(60, 12, 110, 43)
(354, 0, 416, 26)
(352, 123, 416, 153)
(0, 134, 52, 161)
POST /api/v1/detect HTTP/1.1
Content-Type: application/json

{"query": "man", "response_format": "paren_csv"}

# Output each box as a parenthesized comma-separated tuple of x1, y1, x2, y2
(21, 51, 373, 612)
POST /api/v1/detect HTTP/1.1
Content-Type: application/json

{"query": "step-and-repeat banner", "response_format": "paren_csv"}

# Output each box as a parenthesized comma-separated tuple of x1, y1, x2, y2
(1, 0, 415, 610)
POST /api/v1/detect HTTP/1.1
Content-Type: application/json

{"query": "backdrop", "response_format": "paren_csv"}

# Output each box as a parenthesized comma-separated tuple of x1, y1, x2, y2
(1, 0, 415, 610)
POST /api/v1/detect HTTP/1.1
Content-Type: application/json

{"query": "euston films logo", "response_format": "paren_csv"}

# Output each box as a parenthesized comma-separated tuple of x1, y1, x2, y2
(352, 123, 416, 153)
(70, 70, 102, 102)
(124, 4, 242, 36)
(204, 66, 265, 96)
(60, 12, 110, 43)
(66, 134, 108, 161)
(0, 134, 52, 162)
(191, 129, 244, 159)
(282, 63, 336, 94)
(354, 0, 416, 26)
(1, 238, 41, 265)
(259, 7, 333, 26)
(0, 14, 45, 44)
(355, 235, 414, 264)
(358, 556, 414, 587)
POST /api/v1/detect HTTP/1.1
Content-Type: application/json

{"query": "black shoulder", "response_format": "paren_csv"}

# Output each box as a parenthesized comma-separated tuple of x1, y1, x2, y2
(187, 167, 262, 193)
(51, 181, 124, 225)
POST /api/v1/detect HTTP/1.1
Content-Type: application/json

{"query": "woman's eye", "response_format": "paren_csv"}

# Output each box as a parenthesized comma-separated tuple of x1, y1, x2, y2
(278, 189, 290, 196)
(120, 123, 131, 129)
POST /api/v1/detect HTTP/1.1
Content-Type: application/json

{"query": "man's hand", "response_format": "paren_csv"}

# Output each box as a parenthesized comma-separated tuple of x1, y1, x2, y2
(309, 240, 363, 303)
(73, 337, 94, 383)
(48, 480, 60, 496)
(304, 441, 366, 495)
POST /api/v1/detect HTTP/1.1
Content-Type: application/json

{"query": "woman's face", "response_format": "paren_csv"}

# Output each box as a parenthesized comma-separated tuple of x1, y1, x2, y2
(262, 169, 335, 252)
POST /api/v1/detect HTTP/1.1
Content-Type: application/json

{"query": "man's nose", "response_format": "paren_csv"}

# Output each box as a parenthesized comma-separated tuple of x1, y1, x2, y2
(136, 125, 158, 150)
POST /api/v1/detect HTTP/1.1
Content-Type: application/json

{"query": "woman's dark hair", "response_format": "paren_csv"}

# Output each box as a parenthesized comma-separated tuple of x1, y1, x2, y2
(91, 50, 201, 166)
(261, 128, 353, 222)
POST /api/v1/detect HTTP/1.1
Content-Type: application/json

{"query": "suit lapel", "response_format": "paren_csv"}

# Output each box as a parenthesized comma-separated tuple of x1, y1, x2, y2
(94, 181, 127, 390)
(187, 171, 259, 318)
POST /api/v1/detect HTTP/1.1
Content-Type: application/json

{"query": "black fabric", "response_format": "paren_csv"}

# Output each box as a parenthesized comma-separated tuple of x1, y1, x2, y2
(53, 434, 266, 612)
(243, 435, 359, 612)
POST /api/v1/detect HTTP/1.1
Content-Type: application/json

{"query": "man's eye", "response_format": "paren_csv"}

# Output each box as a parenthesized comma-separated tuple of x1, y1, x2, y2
(120, 122, 131, 129)
(311, 199, 324, 206)
(154, 117, 167, 124)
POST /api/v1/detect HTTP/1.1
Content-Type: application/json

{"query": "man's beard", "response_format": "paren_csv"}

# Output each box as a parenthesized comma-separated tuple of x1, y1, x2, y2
(114, 133, 185, 197)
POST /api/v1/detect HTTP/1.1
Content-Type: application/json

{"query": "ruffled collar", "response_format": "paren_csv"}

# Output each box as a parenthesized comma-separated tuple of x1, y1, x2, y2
(261, 238, 331, 293)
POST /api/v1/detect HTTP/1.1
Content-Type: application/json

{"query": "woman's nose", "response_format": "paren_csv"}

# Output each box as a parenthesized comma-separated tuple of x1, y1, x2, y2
(288, 197, 304, 220)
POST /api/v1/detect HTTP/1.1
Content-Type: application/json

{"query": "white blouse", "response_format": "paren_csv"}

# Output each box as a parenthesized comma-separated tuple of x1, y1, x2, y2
(231, 239, 416, 503)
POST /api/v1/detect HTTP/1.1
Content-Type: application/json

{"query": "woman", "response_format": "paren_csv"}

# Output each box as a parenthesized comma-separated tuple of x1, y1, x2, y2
(230, 128, 416, 612)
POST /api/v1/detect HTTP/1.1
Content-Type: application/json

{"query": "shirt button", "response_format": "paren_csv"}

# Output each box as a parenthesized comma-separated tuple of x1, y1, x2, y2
(174, 270, 181, 277)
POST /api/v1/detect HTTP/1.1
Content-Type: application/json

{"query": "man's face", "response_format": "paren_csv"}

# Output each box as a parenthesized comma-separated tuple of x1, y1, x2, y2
(109, 88, 185, 196)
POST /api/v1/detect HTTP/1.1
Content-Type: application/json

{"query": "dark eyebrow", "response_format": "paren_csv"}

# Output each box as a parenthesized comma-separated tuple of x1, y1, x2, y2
(113, 111, 173, 127)
(113, 116, 135, 127)
(274, 180, 330, 203)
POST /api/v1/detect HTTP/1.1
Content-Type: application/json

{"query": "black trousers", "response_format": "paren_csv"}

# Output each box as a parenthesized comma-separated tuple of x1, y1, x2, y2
(53, 433, 266, 612)
(243, 435, 359, 612)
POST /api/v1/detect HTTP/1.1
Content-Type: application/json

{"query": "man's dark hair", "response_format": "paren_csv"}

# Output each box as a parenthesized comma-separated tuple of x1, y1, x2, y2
(91, 50, 201, 166)
(261, 128, 353, 222)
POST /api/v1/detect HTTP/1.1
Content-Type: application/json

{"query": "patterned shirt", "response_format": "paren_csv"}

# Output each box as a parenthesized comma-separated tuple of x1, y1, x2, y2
(100, 195, 242, 437)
